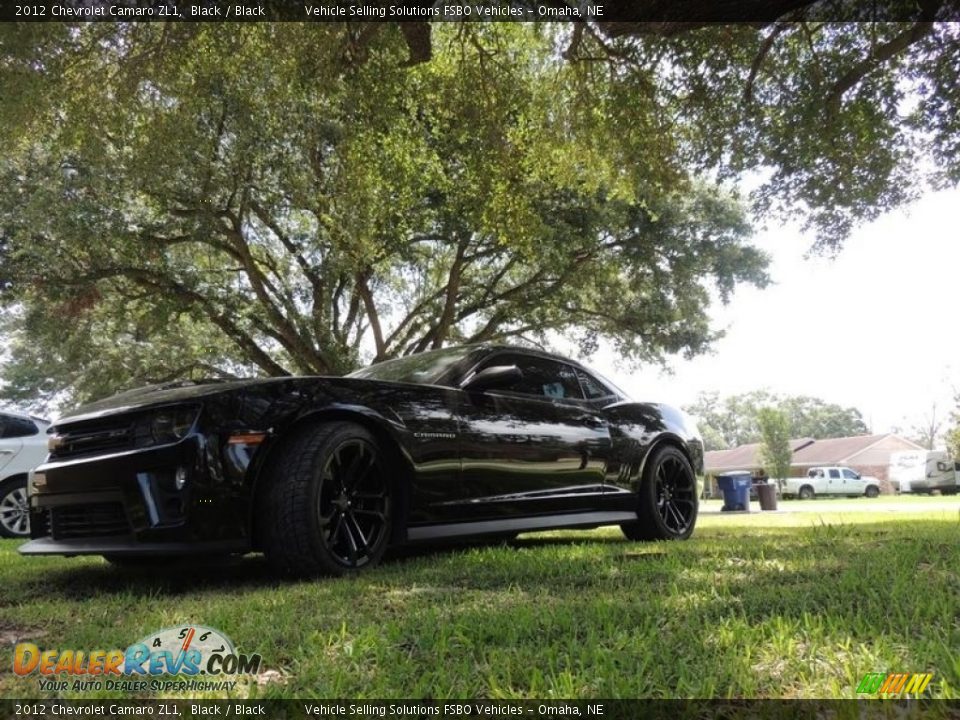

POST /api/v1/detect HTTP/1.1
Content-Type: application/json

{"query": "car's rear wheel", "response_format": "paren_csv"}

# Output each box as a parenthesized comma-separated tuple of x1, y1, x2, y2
(261, 422, 392, 577)
(864, 485, 880, 498)
(0, 477, 30, 539)
(621, 445, 698, 541)
(798, 485, 815, 500)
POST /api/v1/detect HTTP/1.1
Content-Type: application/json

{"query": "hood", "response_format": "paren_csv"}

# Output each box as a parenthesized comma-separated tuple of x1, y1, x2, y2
(58, 377, 298, 424)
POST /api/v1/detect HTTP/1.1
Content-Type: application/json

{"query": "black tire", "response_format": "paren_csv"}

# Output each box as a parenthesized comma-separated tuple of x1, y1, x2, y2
(864, 485, 880, 498)
(0, 476, 30, 539)
(260, 422, 392, 577)
(798, 485, 814, 500)
(621, 445, 698, 541)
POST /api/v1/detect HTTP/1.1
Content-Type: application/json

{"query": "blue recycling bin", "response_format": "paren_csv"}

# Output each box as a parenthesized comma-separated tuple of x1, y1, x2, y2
(716, 471, 752, 512)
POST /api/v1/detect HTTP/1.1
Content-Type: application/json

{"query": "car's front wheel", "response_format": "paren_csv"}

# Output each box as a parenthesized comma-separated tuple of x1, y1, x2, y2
(865, 485, 880, 498)
(0, 477, 30, 539)
(621, 445, 698, 541)
(261, 422, 392, 577)
(798, 485, 815, 500)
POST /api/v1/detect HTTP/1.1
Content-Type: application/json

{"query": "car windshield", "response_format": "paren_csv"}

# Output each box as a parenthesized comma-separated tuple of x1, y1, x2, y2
(347, 346, 473, 385)
(586, 368, 630, 401)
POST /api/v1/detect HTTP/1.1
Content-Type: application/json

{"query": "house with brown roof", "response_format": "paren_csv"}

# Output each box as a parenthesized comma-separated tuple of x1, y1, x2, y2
(703, 433, 924, 493)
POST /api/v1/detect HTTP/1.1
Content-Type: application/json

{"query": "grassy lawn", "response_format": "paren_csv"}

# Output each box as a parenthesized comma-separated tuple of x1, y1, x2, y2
(1, 497, 958, 700)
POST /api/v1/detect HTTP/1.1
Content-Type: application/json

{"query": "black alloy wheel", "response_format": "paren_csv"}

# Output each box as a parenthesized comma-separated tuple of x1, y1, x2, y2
(261, 422, 392, 576)
(316, 438, 390, 569)
(622, 445, 698, 541)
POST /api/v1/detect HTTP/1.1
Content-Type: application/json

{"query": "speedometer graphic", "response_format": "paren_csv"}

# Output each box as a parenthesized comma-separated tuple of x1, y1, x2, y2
(136, 625, 235, 660)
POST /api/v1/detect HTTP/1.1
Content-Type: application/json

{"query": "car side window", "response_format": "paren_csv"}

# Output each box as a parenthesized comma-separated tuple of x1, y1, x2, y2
(829, 469, 840, 479)
(842, 469, 857, 479)
(0, 415, 39, 439)
(574, 368, 614, 400)
(484, 354, 584, 401)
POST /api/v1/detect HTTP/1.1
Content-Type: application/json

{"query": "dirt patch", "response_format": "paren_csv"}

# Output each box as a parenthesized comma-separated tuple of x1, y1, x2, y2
(0, 621, 47, 647)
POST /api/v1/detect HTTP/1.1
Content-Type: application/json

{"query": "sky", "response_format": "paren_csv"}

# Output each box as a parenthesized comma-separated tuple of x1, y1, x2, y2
(588, 187, 960, 440)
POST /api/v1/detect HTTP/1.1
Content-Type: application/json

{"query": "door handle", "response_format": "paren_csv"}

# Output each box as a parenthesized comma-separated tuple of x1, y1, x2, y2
(578, 415, 605, 429)
(0, 449, 14, 455)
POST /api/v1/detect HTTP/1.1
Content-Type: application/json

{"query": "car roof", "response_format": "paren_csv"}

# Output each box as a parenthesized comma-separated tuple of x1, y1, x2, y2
(467, 343, 595, 370)
(457, 343, 630, 399)
(0, 408, 50, 425)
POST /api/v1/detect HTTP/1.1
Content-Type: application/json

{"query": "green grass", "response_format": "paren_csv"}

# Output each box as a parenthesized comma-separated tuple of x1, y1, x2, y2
(1, 497, 958, 700)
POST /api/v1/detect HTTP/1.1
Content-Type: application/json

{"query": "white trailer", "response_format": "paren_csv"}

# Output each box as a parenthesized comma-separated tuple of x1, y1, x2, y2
(888, 450, 959, 494)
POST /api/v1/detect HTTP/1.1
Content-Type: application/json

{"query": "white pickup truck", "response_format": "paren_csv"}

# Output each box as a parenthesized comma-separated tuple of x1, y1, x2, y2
(781, 466, 882, 499)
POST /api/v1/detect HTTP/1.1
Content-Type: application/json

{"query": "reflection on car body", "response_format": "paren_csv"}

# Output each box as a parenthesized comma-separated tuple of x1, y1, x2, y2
(22, 344, 703, 576)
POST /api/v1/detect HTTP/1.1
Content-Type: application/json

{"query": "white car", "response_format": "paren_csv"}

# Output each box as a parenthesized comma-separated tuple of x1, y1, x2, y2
(0, 410, 50, 538)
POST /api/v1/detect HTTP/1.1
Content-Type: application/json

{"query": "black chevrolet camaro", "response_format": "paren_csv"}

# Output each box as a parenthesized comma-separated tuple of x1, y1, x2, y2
(21, 344, 703, 575)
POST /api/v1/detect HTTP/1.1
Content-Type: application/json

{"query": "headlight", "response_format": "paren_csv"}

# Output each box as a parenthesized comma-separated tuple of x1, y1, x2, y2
(135, 406, 200, 447)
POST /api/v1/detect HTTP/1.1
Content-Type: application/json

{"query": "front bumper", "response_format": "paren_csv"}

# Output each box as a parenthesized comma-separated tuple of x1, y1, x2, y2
(19, 537, 246, 556)
(22, 433, 251, 557)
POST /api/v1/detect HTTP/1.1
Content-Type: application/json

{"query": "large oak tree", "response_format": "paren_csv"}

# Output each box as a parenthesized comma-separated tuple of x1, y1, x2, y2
(1, 16, 958, 408)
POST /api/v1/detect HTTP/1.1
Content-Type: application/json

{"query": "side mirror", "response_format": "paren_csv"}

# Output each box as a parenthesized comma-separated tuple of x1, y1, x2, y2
(460, 365, 522, 393)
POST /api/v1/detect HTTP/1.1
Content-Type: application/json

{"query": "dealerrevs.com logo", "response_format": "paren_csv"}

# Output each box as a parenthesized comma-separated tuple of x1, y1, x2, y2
(14, 625, 262, 693)
(856, 672, 934, 696)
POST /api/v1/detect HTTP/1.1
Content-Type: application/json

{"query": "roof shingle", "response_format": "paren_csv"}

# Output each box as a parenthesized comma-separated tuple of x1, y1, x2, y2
(703, 433, 924, 473)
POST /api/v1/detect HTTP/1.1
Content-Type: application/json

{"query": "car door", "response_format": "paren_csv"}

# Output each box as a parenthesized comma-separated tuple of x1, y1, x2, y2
(841, 468, 862, 494)
(827, 467, 842, 495)
(453, 352, 612, 521)
(0, 415, 25, 475)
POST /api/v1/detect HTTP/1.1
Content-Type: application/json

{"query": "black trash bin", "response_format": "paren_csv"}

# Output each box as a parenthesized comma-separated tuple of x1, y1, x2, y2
(716, 471, 752, 512)
(755, 482, 778, 511)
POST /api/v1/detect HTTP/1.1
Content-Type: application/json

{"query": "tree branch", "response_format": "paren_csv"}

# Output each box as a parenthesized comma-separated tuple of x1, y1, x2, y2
(825, 20, 934, 116)
(382, 285, 448, 352)
(219, 211, 325, 372)
(80, 266, 290, 376)
(742, 21, 794, 106)
(399, 22, 432, 67)
(249, 200, 326, 301)
(430, 235, 469, 350)
(355, 272, 386, 360)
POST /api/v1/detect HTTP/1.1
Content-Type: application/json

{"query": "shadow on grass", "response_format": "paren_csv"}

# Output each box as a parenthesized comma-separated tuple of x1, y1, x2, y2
(5, 518, 958, 608)
(4, 519, 958, 698)
(5, 533, 624, 598)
